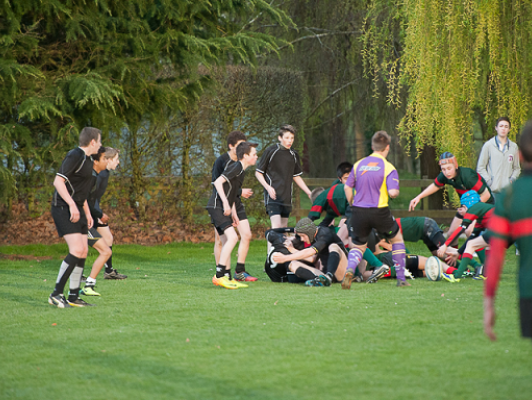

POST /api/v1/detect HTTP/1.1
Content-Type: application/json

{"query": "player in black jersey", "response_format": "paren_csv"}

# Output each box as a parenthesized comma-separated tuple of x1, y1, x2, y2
(255, 125, 311, 229)
(207, 142, 258, 289)
(93, 147, 125, 280)
(211, 131, 256, 281)
(81, 147, 124, 296)
(48, 127, 102, 308)
(271, 218, 349, 287)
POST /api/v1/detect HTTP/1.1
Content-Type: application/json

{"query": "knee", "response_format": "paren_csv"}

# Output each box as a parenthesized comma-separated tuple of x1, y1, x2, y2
(240, 230, 252, 243)
(103, 246, 112, 259)
(329, 243, 342, 254)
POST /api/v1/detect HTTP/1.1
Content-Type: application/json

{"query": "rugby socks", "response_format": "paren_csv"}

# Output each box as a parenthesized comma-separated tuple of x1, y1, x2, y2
(52, 253, 79, 296)
(295, 267, 317, 281)
(68, 258, 86, 301)
(454, 252, 473, 278)
(224, 269, 232, 281)
(392, 243, 406, 281)
(363, 248, 383, 268)
(346, 248, 363, 274)
(326, 252, 341, 277)
(477, 248, 486, 264)
(85, 277, 96, 287)
(445, 266, 457, 274)
(235, 262, 245, 274)
(105, 246, 113, 273)
(216, 264, 226, 279)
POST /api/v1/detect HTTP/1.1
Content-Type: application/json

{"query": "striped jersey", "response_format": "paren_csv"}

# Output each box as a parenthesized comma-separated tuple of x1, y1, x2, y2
(435, 167, 494, 203)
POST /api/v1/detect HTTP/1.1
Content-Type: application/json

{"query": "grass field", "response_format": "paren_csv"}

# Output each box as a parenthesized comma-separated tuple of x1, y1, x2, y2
(1, 240, 531, 400)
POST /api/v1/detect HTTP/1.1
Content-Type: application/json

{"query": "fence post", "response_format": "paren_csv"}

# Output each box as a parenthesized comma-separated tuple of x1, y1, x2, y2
(421, 175, 429, 211)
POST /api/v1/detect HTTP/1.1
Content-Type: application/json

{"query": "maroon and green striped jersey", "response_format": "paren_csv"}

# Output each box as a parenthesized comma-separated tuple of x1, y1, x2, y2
(435, 167, 494, 203)
(485, 169, 532, 299)
(308, 183, 348, 222)
(445, 202, 494, 246)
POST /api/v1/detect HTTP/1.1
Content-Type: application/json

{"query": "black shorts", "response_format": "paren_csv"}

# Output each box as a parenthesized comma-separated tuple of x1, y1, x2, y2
(458, 229, 484, 255)
(208, 202, 247, 236)
(95, 220, 109, 228)
(520, 298, 532, 338)
(51, 205, 88, 237)
(378, 253, 422, 277)
(266, 202, 292, 218)
(88, 227, 102, 248)
(349, 207, 399, 245)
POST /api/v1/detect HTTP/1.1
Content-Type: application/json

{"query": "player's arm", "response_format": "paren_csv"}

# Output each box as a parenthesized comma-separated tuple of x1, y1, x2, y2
(386, 169, 400, 199)
(272, 247, 317, 264)
(255, 171, 276, 200)
(437, 220, 471, 258)
(231, 203, 239, 226)
(53, 175, 80, 222)
(510, 149, 521, 182)
(83, 200, 93, 229)
(409, 183, 440, 211)
(213, 176, 231, 216)
(479, 188, 491, 203)
(293, 176, 311, 199)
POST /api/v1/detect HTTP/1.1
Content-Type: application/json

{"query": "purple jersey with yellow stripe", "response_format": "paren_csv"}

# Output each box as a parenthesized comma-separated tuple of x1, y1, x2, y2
(345, 153, 399, 208)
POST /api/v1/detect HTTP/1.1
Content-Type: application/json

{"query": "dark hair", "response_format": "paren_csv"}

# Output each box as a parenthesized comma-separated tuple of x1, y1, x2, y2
(495, 117, 511, 128)
(227, 130, 247, 149)
(92, 146, 107, 162)
(336, 162, 352, 179)
(236, 141, 258, 160)
(79, 127, 101, 147)
(310, 187, 325, 204)
(519, 121, 532, 162)
(371, 131, 391, 151)
(278, 124, 296, 137)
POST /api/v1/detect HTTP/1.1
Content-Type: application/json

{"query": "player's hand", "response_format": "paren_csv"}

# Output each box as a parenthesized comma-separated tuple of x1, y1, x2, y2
(484, 297, 497, 341)
(223, 202, 231, 216)
(272, 252, 287, 264)
(69, 204, 80, 223)
(87, 214, 94, 229)
(267, 185, 276, 200)
(232, 213, 240, 226)
(409, 197, 420, 211)
(241, 188, 253, 199)
(445, 253, 459, 266)
(437, 245, 448, 259)
(100, 213, 110, 224)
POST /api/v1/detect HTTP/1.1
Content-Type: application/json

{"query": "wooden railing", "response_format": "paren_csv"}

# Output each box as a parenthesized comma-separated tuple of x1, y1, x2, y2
(292, 178, 457, 224)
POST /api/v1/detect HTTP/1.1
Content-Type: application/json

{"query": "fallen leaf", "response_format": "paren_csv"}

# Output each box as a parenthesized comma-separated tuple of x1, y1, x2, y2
(51, 323, 57, 326)
(274, 301, 278, 305)
(441, 293, 445, 297)
(186, 338, 190, 342)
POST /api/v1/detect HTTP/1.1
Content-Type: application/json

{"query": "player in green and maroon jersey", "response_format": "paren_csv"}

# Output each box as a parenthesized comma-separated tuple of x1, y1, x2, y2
(409, 152, 494, 245)
(484, 121, 532, 341)
(437, 190, 494, 281)
(308, 162, 352, 227)
(396, 217, 446, 256)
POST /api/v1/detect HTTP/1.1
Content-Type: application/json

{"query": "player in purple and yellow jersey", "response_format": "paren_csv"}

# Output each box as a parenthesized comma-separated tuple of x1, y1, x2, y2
(342, 131, 410, 289)
(484, 121, 532, 342)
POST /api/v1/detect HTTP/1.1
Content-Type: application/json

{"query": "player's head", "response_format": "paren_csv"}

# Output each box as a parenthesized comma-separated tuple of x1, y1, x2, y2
(371, 131, 391, 152)
(104, 147, 120, 170)
(336, 162, 352, 183)
(92, 146, 109, 172)
(79, 127, 102, 154)
(439, 151, 458, 178)
(236, 141, 258, 163)
(310, 187, 325, 205)
(278, 124, 296, 149)
(294, 217, 317, 244)
(460, 190, 480, 210)
(227, 130, 247, 151)
(519, 120, 532, 163)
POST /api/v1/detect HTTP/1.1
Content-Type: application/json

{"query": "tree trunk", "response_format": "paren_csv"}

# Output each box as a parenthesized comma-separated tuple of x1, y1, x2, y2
(420, 145, 444, 210)
(181, 119, 194, 224)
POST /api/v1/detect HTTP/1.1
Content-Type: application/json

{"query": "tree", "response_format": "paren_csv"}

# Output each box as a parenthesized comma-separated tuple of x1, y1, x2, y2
(0, 0, 293, 218)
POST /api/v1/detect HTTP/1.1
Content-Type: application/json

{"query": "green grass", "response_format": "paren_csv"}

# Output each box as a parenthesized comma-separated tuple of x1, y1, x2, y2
(1, 241, 531, 400)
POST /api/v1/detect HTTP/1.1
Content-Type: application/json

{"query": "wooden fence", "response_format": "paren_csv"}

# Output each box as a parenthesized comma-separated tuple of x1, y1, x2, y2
(292, 178, 457, 225)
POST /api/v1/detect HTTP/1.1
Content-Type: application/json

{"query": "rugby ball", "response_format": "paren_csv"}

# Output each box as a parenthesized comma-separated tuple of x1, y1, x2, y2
(425, 256, 442, 281)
